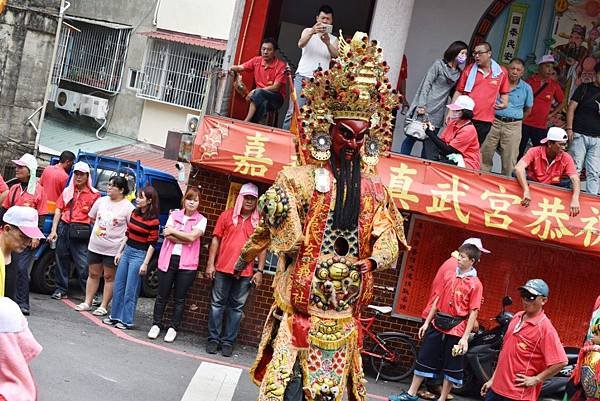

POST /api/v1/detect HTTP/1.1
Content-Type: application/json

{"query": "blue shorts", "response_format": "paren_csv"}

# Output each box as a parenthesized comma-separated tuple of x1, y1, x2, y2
(414, 327, 464, 385)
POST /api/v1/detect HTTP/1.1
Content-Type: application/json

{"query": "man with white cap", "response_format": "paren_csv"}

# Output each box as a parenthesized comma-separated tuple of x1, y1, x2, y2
(481, 279, 567, 401)
(519, 55, 565, 160)
(0, 206, 45, 298)
(0, 154, 48, 316)
(514, 127, 580, 217)
(205, 182, 266, 357)
(48, 161, 100, 300)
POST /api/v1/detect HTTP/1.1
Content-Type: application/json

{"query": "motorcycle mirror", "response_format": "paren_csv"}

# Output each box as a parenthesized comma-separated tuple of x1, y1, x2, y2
(502, 296, 513, 307)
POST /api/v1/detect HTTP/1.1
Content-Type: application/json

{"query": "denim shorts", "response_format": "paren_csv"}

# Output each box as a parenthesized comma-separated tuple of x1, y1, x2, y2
(414, 327, 464, 385)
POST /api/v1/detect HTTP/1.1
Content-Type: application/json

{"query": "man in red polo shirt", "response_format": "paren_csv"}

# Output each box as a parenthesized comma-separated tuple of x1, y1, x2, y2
(481, 279, 567, 401)
(518, 55, 564, 159)
(48, 161, 100, 300)
(514, 127, 580, 217)
(0, 175, 8, 204)
(39, 150, 75, 204)
(205, 183, 266, 357)
(454, 42, 510, 144)
(230, 37, 287, 124)
(0, 153, 48, 316)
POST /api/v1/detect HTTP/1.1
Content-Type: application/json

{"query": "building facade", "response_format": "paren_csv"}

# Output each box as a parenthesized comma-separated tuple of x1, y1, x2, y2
(0, 0, 60, 173)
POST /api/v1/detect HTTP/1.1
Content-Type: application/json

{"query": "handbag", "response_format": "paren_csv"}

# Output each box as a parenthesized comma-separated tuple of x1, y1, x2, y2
(68, 200, 91, 241)
(434, 312, 466, 331)
(404, 110, 428, 140)
(69, 223, 91, 241)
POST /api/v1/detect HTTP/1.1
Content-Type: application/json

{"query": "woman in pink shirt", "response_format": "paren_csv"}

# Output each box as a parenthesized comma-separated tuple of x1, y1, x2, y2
(147, 187, 206, 343)
(75, 176, 134, 316)
(426, 95, 481, 170)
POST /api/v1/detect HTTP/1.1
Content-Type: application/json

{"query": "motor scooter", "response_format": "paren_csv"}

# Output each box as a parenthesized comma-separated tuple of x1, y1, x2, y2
(453, 296, 513, 396)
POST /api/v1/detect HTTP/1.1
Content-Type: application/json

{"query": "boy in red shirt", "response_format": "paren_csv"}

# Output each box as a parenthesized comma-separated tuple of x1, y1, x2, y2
(390, 243, 484, 401)
(481, 279, 567, 401)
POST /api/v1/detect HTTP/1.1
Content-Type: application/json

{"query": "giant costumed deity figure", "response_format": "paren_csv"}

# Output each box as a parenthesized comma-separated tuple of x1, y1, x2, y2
(234, 32, 409, 401)
(238, 33, 408, 401)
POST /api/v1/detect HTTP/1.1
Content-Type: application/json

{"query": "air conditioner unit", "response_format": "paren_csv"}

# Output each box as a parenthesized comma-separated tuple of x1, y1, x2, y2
(184, 114, 200, 133)
(80, 95, 109, 120)
(54, 89, 82, 112)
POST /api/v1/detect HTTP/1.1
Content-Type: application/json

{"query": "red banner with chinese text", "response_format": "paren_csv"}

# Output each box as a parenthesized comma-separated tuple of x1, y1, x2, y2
(193, 116, 600, 256)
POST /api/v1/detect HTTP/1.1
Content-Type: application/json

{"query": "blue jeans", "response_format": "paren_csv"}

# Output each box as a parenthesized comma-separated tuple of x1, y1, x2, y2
(54, 222, 89, 294)
(249, 89, 284, 124)
(282, 74, 308, 130)
(110, 245, 147, 326)
(207, 271, 252, 346)
(13, 248, 35, 309)
(569, 132, 600, 195)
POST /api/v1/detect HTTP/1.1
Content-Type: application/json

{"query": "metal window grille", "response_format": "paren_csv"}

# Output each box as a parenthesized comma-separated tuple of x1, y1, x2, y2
(137, 39, 225, 110)
(53, 20, 131, 93)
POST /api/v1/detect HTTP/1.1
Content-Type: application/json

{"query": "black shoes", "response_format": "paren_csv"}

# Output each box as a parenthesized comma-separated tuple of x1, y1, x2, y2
(221, 344, 233, 357)
(206, 341, 218, 354)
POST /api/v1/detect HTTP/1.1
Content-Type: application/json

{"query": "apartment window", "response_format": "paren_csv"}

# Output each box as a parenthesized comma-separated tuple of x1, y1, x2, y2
(54, 16, 132, 93)
(137, 39, 224, 110)
(127, 68, 140, 89)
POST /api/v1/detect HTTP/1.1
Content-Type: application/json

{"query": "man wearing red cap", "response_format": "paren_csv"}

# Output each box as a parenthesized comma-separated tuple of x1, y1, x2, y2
(0, 206, 45, 298)
(0, 154, 48, 316)
(205, 182, 266, 357)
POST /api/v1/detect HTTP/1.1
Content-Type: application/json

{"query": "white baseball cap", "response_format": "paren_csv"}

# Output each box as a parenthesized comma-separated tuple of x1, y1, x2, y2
(2, 206, 45, 239)
(537, 55, 556, 65)
(462, 237, 490, 253)
(540, 127, 568, 144)
(12, 153, 37, 170)
(447, 95, 475, 111)
(73, 161, 91, 173)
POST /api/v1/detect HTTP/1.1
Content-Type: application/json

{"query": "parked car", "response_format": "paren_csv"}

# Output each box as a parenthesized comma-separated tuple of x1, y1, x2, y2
(11, 151, 183, 298)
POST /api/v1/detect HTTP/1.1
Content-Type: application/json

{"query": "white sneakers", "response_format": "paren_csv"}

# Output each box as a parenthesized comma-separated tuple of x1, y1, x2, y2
(147, 325, 160, 339)
(164, 328, 177, 343)
(148, 325, 177, 342)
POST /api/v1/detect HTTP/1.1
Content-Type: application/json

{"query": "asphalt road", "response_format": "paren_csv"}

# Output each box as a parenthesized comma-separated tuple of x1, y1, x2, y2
(25, 291, 422, 401)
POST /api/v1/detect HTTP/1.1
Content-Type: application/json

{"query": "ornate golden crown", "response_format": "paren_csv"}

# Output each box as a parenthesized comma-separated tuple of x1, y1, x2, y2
(299, 31, 401, 165)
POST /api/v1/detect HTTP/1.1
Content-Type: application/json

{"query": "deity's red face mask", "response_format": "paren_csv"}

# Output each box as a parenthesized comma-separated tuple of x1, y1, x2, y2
(331, 119, 368, 161)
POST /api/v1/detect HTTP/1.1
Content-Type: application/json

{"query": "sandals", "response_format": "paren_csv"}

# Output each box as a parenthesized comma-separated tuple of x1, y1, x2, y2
(92, 307, 108, 316)
(75, 302, 91, 312)
(417, 391, 437, 400)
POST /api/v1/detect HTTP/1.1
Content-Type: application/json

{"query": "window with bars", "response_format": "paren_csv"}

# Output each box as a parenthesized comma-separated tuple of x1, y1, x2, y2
(137, 39, 224, 110)
(54, 18, 131, 93)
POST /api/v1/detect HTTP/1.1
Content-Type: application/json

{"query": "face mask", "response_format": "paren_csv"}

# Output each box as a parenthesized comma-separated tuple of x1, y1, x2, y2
(456, 54, 467, 64)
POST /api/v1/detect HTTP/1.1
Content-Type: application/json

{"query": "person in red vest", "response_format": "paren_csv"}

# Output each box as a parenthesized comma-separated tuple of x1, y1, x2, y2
(230, 37, 287, 124)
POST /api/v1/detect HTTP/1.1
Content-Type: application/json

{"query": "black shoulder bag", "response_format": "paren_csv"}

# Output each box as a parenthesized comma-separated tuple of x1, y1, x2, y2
(68, 195, 91, 241)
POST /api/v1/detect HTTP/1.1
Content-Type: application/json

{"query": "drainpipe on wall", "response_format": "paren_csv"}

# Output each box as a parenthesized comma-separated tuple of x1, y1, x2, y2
(33, 0, 69, 157)
(216, 0, 246, 116)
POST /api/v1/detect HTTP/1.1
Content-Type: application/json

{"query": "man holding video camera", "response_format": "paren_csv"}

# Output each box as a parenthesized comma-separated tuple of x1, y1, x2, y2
(282, 4, 339, 129)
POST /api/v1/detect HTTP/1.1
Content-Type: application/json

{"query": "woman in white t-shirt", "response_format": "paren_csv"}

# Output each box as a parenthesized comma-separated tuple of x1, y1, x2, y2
(75, 176, 134, 316)
(147, 187, 206, 343)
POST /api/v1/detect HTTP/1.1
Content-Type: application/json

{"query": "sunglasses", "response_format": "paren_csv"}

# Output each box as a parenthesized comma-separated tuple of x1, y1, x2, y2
(520, 290, 539, 301)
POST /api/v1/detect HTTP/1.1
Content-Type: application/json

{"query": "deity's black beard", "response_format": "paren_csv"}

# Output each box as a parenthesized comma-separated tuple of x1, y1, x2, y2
(330, 147, 361, 230)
